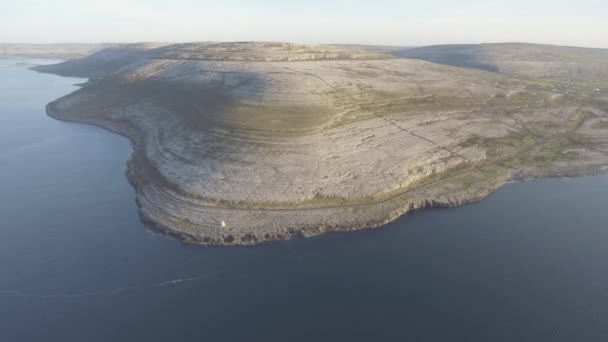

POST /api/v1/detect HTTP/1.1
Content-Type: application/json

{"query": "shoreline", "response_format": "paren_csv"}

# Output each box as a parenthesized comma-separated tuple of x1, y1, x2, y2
(46, 94, 604, 246)
(45, 100, 593, 246)
(38, 52, 608, 246)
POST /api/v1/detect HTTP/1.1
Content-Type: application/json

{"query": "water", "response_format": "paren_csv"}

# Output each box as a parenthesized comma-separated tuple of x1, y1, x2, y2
(1, 59, 608, 341)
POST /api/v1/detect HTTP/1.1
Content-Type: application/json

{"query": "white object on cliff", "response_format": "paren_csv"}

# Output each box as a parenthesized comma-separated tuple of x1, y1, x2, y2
(221, 220, 226, 228)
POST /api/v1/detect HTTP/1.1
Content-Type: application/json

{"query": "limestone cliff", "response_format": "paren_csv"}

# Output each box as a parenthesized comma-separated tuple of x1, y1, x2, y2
(37, 42, 608, 245)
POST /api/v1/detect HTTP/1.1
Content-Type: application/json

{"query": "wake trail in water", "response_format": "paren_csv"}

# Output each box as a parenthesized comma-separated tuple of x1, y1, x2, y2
(0, 268, 232, 300)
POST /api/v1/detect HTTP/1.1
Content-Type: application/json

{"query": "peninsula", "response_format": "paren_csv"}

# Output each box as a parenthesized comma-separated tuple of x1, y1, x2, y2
(33, 42, 608, 245)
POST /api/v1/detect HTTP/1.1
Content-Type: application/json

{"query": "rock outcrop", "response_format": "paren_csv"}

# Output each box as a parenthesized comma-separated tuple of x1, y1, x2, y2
(36, 42, 608, 245)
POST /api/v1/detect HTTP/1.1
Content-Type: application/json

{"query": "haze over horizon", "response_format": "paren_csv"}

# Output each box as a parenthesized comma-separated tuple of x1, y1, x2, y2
(1, 0, 607, 48)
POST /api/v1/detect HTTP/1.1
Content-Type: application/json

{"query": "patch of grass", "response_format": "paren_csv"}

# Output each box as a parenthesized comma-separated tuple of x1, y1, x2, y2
(520, 78, 608, 98)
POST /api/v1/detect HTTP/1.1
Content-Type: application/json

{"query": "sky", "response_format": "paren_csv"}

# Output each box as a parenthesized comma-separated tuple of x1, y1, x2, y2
(1, 0, 607, 48)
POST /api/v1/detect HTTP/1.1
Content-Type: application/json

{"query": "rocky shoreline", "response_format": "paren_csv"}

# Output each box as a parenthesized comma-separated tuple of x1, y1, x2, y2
(46, 101, 550, 245)
(46, 101, 499, 245)
(38, 42, 608, 246)
(47, 94, 608, 246)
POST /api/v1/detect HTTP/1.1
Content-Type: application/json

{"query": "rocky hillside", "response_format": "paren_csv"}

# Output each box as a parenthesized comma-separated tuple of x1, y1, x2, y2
(34, 42, 392, 78)
(31, 43, 170, 78)
(37, 42, 608, 245)
(394, 43, 608, 79)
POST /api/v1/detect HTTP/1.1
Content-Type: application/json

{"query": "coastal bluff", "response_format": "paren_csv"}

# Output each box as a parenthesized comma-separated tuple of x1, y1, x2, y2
(35, 42, 608, 245)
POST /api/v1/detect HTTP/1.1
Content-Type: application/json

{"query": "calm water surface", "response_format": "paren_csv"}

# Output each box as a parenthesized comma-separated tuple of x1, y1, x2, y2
(1, 59, 608, 341)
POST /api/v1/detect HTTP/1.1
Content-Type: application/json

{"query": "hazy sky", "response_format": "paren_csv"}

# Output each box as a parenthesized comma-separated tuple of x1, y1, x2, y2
(1, 0, 607, 47)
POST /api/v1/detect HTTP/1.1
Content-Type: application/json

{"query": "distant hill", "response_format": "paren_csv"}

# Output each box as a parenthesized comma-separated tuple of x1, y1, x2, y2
(331, 44, 413, 54)
(32, 43, 171, 78)
(33, 42, 394, 78)
(0, 43, 116, 59)
(393, 43, 608, 79)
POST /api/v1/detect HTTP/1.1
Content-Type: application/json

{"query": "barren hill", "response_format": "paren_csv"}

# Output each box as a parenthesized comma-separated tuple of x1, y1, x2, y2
(0, 43, 115, 59)
(394, 43, 608, 78)
(35, 42, 608, 245)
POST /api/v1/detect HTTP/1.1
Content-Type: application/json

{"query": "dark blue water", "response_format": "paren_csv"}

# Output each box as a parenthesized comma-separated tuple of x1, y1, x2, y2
(1, 59, 608, 342)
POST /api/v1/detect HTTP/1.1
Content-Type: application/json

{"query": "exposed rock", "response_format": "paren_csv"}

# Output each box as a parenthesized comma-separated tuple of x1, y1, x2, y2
(38, 42, 608, 245)
(393, 43, 608, 79)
